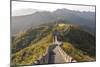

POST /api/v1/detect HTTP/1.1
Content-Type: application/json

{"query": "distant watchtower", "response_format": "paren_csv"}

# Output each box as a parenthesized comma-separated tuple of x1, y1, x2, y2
(52, 29, 63, 46)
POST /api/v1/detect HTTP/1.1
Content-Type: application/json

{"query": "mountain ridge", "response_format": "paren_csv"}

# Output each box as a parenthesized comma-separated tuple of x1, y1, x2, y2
(12, 8, 95, 35)
(11, 23, 96, 65)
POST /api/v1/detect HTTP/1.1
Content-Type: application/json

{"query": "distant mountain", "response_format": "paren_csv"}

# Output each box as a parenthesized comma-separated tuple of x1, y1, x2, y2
(12, 8, 38, 16)
(12, 8, 95, 35)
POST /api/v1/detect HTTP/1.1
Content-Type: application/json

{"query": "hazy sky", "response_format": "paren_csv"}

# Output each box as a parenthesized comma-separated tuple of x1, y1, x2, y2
(12, 0, 96, 5)
(12, 1, 95, 12)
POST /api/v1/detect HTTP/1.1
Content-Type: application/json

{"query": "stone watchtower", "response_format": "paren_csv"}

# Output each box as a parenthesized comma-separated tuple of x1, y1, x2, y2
(52, 29, 63, 46)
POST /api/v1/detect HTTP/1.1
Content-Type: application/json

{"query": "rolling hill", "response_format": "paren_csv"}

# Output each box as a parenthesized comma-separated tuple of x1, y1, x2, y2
(11, 22, 96, 65)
